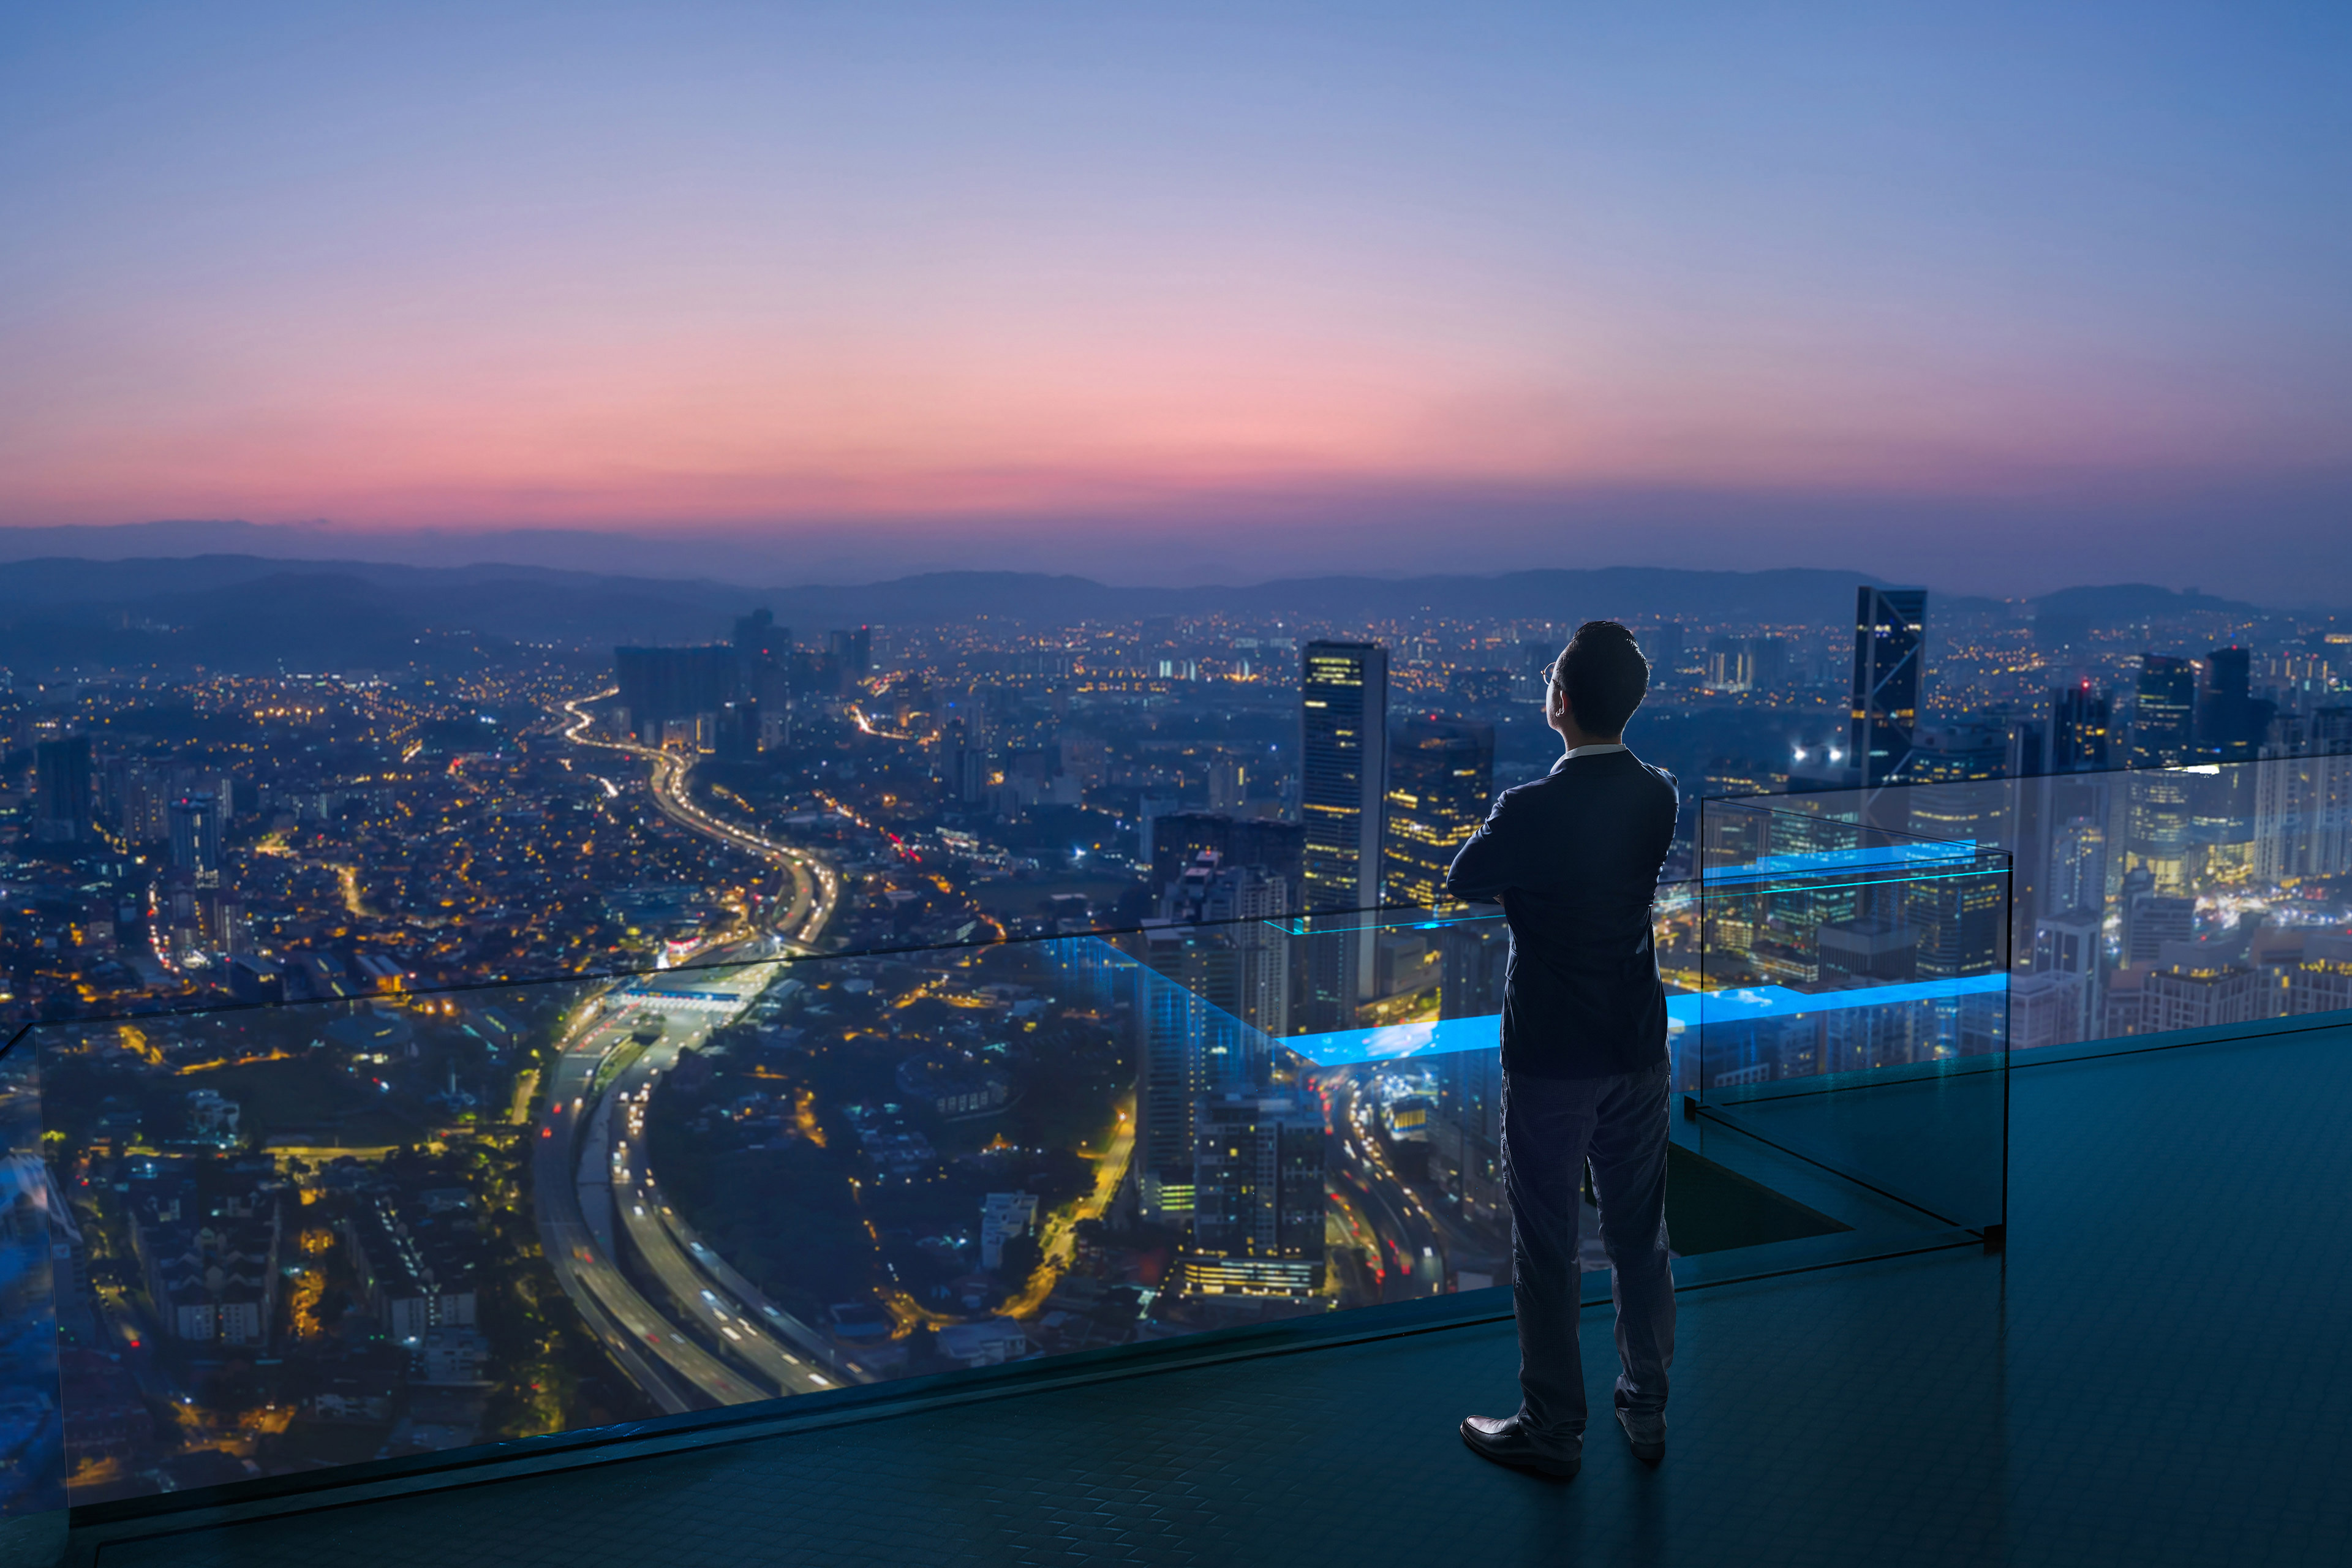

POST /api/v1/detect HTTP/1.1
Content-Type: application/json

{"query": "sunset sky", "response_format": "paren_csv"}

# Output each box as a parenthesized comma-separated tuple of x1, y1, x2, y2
(2, 2, 2346, 595)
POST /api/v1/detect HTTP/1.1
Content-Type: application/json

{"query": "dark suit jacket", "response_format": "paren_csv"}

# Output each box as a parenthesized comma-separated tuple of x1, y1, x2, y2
(1444, 746, 1679, 1079)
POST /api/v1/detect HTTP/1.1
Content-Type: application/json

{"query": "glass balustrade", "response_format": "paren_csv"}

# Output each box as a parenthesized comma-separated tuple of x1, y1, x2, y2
(18, 745, 2347, 1520)
(0, 841, 2021, 1513)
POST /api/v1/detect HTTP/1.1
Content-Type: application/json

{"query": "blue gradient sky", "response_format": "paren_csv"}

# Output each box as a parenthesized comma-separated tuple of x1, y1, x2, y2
(2, 2, 2346, 595)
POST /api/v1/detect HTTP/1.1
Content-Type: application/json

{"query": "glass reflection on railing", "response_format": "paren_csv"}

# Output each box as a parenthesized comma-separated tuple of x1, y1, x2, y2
(22, 844, 2015, 1504)
(1763, 752, 2352, 1054)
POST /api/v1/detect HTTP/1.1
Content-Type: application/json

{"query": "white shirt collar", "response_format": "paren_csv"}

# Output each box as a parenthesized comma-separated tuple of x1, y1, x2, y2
(1562, 742, 1630, 760)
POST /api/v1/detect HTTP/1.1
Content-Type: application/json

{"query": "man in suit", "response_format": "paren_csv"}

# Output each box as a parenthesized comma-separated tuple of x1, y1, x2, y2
(1446, 619, 1680, 1479)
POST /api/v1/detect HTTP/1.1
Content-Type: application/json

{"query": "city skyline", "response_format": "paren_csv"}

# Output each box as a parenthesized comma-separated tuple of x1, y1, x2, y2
(4, 5, 2350, 600)
(6, 553, 2346, 1506)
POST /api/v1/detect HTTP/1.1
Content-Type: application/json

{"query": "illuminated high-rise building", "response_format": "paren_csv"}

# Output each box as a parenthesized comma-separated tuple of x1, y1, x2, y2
(32, 736, 94, 845)
(2132, 655, 2197, 767)
(614, 645, 739, 745)
(169, 791, 225, 888)
(2254, 746, 2352, 883)
(2127, 770, 2197, 893)
(1185, 1093, 1328, 1298)
(1849, 587, 1927, 786)
(2050, 683, 2113, 772)
(2196, 646, 2273, 761)
(1300, 641, 1388, 1030)
(1300, 642, 1388, 911)
(733, 609, 791, 744)
(1382, 717, 1493, 908)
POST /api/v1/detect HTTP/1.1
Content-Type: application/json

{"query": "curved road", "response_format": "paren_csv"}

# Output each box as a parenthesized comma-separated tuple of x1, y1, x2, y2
(558, 688, 840, 951)
(531, 692, 848, 1408)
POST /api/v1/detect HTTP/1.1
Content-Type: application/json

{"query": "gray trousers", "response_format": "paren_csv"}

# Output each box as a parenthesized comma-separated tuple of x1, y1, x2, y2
(1503, 1059, 1676, 1441)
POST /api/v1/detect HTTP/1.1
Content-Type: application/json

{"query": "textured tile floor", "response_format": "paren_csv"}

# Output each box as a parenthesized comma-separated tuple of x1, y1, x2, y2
(94, 1021, 2352, 1567)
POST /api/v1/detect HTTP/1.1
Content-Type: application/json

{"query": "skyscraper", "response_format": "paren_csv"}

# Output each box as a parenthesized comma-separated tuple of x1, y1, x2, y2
(1850, 587, 1926, 786)
(32, 736, 94, 845)
(1382, 717, 1494, 907)
(828, 627, 872, 682)
(613, 645, 739, 745)
(2050, 683, 2113, 772)
(1186, 1092, 1328, 1298)
(1133, 925, 1276, 1223)
(733, 608, 788, 672)
(1299, 642, 1388, 911)
(169, 791, 225, 888)
(733, 609, 791, 746)
(2132, 655, 2197, 767)
(2254, 747, 2352, 883)
(2196, 647, 2274, 761)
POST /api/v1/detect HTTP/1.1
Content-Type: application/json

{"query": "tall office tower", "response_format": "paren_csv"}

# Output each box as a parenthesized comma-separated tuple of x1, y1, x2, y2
(939, 720, 988, 803)
(1900, 783, 2007, 986)
(2132, 655, 2198, 767)
(2120, 870, 2196, 963)
(1300, 641, 1389, 911)
(827, 627, 872, 682)
(2254, 748, 2352, 883)
(2197, 647, 2274, 761)
(1300, 641, 1388, 1030)
(2050, 683, 2113, 772)
(733, 609, 791, 733)
(1427, 917, 1511, 1226)
(2048, 815, 2108, 912)
(2026, 906, 2105, 1047)
(1850, 587, 1928, 786)
(1186, 1093, 1329, 1297)
(169, 791, 225, 888)
(2016, 908, 2101, 1051)
(715, 699, 761, 761)
(1133, 925, 1276, 1223)
(1155, 852, 1294, 1049)
(32, 736, 94, 844)
(613, 644, 740, 745)
(2032, 908, 2103, 977)
(1382, 717, 1494, 908)
(734, 608, 788, 671)
(1904, 854, 2008, 1058)
(2127, 767, 2196, 893)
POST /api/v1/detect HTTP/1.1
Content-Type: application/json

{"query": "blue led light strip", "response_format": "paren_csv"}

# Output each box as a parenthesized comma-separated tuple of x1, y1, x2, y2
(1275, 973, 2010, 1068)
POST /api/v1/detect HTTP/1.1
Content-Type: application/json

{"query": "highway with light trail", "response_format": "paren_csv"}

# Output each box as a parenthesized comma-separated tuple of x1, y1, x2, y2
(530, 692, 850, 1408)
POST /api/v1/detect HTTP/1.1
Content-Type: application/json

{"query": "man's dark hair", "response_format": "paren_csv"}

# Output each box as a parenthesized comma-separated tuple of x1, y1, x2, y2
(1551, 620, 1649, 737)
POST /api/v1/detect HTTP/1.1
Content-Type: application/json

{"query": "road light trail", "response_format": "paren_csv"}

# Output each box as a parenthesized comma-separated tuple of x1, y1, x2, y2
(537, 692, 883, 1407)
(557, 688, 841, 949)
(535, 978, 798, 1409)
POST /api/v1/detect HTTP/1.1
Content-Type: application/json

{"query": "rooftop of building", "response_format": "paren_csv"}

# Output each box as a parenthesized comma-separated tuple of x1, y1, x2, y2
(61, 1008, 2352, 1568)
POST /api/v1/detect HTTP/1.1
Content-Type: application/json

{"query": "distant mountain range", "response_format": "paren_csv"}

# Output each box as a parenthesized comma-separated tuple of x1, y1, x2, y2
(0, 545, 2283, 674)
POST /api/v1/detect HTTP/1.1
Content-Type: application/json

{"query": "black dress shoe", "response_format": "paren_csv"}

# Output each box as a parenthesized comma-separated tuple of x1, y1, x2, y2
(1615, 1405, 1666, 1463)
(1460, 1415, 1581, 1478)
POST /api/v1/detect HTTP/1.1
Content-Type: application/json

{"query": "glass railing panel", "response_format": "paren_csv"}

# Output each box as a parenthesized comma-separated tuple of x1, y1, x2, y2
(21, 879, 2007, 1504)
(0, 1031, 63, 1551)
(1774, 753, 2352, 1060)
(1691, 797, 2011, 1237)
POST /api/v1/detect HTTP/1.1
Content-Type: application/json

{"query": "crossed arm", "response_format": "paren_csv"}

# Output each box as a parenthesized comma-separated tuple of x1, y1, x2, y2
(1444, 788, 1520, 903)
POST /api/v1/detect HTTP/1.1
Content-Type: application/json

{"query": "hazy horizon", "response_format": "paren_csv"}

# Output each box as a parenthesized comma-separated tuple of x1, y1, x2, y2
(0, 501, 2345, 609)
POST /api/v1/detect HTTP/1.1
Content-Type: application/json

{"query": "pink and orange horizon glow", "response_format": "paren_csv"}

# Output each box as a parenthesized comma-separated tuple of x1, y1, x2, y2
(3, 4, 2348, 594)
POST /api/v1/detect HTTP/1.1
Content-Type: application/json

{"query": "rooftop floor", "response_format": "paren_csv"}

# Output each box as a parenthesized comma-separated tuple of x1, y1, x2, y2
(74, 1016, 2352, 1567)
